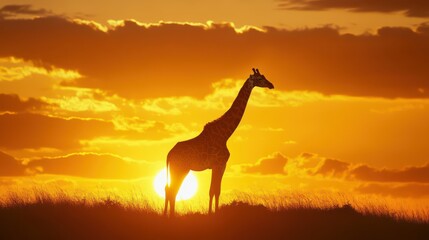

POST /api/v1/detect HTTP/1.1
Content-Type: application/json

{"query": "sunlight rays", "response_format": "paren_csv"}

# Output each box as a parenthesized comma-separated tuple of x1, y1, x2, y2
(153, 168, 198, 201)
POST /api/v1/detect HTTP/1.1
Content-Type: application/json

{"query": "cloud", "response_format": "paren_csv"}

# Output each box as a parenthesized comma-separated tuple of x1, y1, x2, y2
(314, 158, 350, 177)
(306, 155, 429, 184)
(0, 111, 184, 153)
(26, 152, 156, 179)
(300, 152, 316, 159)
(1, 17, 429, 99)
(355, 183, 429, 198)
(350, 163, 429, 183)
(0, 93, 49, 112)
(240, 150, 429, 187)
(0, 112, 116, 149)
(0, 5, 52, 19)
(0, 150, 157, 179)
(46, 90, 119, 113)
(0, 57, 82, 82)
(306, 156, 429, 184)
(242, 153, 287, 174)
(139, 79, 325, 118)
(278, 0, 429, 18)
(248, 150, 429, 184)
(0, 151, 24, 176)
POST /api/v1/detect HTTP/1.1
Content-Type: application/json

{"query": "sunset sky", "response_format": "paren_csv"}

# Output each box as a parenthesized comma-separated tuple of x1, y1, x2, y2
(1, 1, 429, 202)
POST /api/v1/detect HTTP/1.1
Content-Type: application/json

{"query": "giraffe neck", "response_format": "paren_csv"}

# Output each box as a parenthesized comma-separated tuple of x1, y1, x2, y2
(204, 79, 254, 141)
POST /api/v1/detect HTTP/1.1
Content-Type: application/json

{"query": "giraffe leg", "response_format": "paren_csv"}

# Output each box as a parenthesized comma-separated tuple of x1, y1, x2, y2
(209, 164, 226, 214)
(168, 166, 189, 217)
(209, 192, 214, 214)
(209, 170, 215, 214)
(163, 185, 169, 216)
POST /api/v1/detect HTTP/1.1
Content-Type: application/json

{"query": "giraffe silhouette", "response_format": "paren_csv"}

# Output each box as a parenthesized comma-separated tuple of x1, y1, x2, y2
(164, 68, 274, 216)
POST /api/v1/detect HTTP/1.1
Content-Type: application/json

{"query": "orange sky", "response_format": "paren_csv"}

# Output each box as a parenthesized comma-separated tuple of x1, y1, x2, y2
(1, 1, 429, 202)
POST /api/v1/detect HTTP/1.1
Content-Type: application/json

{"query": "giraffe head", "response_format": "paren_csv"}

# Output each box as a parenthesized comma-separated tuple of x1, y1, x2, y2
(249, 68, 274, 89)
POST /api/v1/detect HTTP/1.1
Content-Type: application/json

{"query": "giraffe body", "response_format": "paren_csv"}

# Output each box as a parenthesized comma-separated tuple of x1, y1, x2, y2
(164, 68, 274, 216)
(168, 134, 230, 171)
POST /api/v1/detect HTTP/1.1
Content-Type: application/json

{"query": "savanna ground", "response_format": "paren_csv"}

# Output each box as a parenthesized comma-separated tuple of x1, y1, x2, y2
(1, 189, 429, 240)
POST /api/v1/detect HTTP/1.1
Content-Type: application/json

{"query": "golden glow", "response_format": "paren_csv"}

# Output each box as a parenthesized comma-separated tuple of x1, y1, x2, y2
(153, 168, 198, 201)
(1, 2, 429, 218)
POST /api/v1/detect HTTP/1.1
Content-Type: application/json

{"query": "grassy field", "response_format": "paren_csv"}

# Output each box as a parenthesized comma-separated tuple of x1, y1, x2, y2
(1, 190, 429, 239)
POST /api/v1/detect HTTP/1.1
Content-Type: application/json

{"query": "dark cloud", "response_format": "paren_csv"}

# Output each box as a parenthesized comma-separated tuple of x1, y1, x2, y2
(417, 22, 429, 34)
(1, 17, 429, 99)
(26, 153, 155, 179)
(0, 93, 49, 112)
(314, 158, 350, 177)
(0, 110, 179, 150)
(0, 5, 52, 19)
(0, 150, 156, 179)
(0, 113, 116, 149)
(350, 163, 429, 183)
(311, 157, 429, 184)
(0, 151, 24, 176)
(300, 152, 316, 159)
(355, 183, 429, 198)
(242, 153, 287, 175)
(279, 0, 429, 18)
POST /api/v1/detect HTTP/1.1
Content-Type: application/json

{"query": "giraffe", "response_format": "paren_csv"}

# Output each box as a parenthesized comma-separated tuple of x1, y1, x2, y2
(164, 68, 274, 216)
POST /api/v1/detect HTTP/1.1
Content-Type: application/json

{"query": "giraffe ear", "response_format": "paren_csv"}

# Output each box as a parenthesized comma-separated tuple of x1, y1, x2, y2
(252, 68, 257, 74)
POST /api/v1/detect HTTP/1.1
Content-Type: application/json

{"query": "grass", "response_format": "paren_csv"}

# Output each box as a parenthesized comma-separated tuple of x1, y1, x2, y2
(1, 189, 429, 239)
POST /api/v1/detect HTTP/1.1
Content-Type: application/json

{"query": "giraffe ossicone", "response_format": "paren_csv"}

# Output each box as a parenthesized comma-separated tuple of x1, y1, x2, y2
(164, 68, 274, 216)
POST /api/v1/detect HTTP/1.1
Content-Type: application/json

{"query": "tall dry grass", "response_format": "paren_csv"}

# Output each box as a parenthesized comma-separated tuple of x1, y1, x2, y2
(1, 187, 428, 223)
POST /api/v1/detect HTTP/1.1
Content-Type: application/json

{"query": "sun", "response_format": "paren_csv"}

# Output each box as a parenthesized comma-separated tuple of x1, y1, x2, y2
(153, 168, 198, 201)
